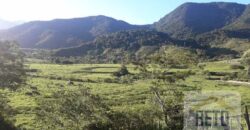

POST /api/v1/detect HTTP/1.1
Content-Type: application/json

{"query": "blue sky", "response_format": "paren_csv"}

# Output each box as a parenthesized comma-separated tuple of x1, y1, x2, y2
(0, 0, 249, 24)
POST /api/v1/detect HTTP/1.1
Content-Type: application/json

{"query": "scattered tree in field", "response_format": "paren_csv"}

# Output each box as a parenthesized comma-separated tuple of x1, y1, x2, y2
(0, 94, 18, 130)
(36, 87, 110, 130)
(36, 86, 163, 130)
(135, 46, 198, 129)
(0, 41, 26, 88)
(242, 49, 250, 77)
(152, 46, 198, 68)
(113, 65, 129, 77)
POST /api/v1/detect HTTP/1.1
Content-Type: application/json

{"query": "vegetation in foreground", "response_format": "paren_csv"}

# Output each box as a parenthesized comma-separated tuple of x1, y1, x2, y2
(1, 42, 250, 129)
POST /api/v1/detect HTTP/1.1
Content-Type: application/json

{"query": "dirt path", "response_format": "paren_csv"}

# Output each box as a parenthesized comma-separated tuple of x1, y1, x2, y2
(223, 80, 250, 85)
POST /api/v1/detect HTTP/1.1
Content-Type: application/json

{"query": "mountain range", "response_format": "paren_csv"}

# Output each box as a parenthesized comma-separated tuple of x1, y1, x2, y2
(54, 30, 201, 59)
(0, 2, 250, 59)
(154, 2, 247, 39)
(0, 16, 148, 49)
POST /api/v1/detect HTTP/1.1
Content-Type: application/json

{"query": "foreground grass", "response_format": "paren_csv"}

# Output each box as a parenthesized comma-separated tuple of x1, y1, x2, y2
(1, 61, 250, 129)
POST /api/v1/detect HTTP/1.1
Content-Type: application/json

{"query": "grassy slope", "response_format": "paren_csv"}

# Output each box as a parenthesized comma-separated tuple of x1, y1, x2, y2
(1, 61, 250, 129)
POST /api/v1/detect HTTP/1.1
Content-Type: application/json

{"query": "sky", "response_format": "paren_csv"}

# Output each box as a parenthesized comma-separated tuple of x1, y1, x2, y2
(0, 0, 249, 25)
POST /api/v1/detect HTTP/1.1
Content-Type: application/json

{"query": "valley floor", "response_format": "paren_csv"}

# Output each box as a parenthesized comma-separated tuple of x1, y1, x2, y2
(1, 61, 250, 129)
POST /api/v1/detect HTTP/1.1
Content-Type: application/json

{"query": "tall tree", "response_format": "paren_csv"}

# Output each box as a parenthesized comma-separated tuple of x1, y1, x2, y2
(36, 87, 110, 130)
(135, 46, 198, 129)
(0, 41, 26, 88)
(241, 49, 250, 78)
(0, 94, 18, 130)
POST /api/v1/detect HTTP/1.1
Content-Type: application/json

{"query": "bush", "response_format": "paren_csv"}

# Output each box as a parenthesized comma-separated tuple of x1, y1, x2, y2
(103, 78, 116, 83)
(113, 65, 129, 77)
(174, 70, 195, 80)
(170, 64, 188, 69)
(197, 63, 206, 70)
(0, 95, 18, 130)
(208, 72, 230, 76)
(230, 64, 245, 70)
(119, 75, 134, 84)
(61, 60, 74, 64)
(0, 41, 26, 88)
(36, 87, 110, 130)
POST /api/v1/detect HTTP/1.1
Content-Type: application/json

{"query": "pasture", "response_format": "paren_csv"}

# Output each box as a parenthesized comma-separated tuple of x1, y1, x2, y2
(1, 61, 250, 129)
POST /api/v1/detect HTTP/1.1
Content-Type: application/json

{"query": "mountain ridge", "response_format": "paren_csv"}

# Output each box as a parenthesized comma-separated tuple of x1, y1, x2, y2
(154, 2, 247, 39)
(1, 2, 250, 59)
(53, 29, 203, 62)
(0, 15, 149, 49)
(225, 4, 250, 30)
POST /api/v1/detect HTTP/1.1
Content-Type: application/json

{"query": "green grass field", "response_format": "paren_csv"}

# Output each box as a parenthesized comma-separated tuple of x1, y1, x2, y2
(1, 61, 250, 129)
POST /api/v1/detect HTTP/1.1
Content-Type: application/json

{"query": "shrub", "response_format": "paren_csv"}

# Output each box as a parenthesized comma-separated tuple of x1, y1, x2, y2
(119, 75, 134, 84)
(36, 87, 110, 130)
(0, 41, 26, 88)
(103, 78, 115, 83)
(170, 64, 188, 69)
(113, 65, 129, 77)
(174, 70, 195, 81)
(0, 94, 18, 130)
(208, 72, 230, 76)
(197, 63, 206, 70)
(222, 75, 230, 81)
(230, 64, 245, 70)
(61, 60, 74, 64)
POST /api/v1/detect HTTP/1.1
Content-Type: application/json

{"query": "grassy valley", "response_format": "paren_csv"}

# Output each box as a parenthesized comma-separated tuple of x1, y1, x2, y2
(0, 58, 250, 129)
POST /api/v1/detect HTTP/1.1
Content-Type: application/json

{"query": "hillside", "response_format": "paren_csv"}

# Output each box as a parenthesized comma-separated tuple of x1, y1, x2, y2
(0, 16, 148, 49)
(225, 4, 250, 30)
(54, 30, 173, 56)
(54, 29, 202, 62)
(196, 29, 250, 54)
(54, 30, 239, 63)
(0, 2, 249, 56)
(154, 2, 246, 39)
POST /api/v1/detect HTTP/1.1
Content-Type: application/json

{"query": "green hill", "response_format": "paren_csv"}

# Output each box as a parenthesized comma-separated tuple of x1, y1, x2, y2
(54, 29, 201, 62)
(196, 29, 250, 53)
(225, 4, 250, 30)
(0, 16, 148, 49)
(154, 2, 246, 39)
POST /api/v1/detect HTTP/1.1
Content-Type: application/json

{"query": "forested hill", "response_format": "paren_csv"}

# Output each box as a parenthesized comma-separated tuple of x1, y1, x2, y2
(154, 2, 246, 39)
(53, 30, 201, 61)
(1, 2, 250, 58)
(0, 15, 148, 49)
(225, 4, 250, 30)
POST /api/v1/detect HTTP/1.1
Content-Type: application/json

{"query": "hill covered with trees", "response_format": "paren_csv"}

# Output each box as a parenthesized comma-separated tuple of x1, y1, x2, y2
(0, 16, 148, 49)
(1, 2, 250, 60)
(225, 4, 250, 30)
(154, 2, 246, 39)
(53, 29, 202, 63)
